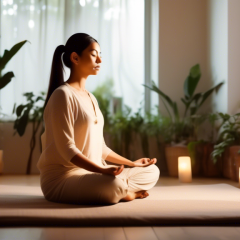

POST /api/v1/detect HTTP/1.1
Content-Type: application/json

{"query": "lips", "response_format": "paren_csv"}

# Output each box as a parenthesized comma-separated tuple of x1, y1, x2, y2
(94, 66, 100, 68)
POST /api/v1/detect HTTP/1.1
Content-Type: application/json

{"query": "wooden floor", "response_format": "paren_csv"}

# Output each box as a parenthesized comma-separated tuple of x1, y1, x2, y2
(0, 174, 240, 240)
(0, 226, 240, 240)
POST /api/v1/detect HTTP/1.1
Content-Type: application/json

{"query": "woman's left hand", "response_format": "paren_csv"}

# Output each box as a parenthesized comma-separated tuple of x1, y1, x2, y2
(132, 158, 157, 167)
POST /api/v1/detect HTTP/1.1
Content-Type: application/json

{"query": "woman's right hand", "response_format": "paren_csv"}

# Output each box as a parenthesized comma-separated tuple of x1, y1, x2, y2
(101, 164, 124, 176)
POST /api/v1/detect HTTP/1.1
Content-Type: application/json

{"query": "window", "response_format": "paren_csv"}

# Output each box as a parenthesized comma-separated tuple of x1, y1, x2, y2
(0, 0, 159, 120)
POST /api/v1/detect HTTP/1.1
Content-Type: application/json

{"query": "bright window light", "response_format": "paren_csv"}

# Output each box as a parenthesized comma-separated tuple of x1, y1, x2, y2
(28, 19, 35, 28)
(8, 8, 14, 15)
(7, 0, 13, 5)
(79, 0, 86, 7)
(93, 0, 99, 8)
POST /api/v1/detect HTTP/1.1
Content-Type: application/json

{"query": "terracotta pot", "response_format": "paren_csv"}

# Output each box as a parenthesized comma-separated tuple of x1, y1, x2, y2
(222, 146, 240, 180)
(165, 145, 203, 177)
(202, 143, 222, 177)
(148, 135, 168, 175)
(227, 146, 240, 182)
(165, 146, 190, 177)
(189, 143, 203, 177)
(0, 150, 3, 174)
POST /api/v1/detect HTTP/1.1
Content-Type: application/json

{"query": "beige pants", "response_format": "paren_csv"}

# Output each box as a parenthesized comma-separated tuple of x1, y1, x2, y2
(40, 164, 160, 205)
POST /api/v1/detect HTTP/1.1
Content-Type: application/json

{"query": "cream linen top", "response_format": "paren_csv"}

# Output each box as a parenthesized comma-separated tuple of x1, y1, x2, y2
(37, 82, 113, 174)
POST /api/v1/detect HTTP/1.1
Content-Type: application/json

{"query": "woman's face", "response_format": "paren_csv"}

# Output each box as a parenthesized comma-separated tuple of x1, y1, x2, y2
(70, 41, 102, 76)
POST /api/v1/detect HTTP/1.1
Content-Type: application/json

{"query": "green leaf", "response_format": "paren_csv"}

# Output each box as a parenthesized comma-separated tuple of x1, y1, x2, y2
(183, 64, 201, 97)
(198, 82, 224, 108)
(16, 104, 27, 117)
(0, 40, 29, 71)
(16, 108, 30, 136)
(0, 72, 14, 89)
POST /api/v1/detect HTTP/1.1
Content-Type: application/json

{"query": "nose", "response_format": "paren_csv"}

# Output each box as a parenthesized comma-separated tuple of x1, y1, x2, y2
(97, 56, 102, 63)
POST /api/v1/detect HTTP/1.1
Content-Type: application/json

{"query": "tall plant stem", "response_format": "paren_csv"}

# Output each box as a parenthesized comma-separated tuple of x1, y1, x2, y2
(26, 120, 42, 175)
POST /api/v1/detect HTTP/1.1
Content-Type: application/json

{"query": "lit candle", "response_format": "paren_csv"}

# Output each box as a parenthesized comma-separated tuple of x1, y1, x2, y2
(178, 156, 192, 183)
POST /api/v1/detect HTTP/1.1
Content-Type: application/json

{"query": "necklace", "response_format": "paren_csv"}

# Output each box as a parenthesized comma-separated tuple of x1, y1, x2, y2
(86, 91, 98, 124)
(65, 83, 98, 124)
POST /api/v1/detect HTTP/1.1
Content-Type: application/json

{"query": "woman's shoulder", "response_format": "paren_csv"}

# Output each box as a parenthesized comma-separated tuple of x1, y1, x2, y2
(48, 84, 74, 106)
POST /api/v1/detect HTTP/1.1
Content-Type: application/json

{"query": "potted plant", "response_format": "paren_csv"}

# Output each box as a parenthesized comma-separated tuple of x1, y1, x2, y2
(0, 40, 29, 174)
(12, 91, 46, 175)
(144, 105, 171, 175)
(143, 64, 224, 177)
(212, 112, 240, 181)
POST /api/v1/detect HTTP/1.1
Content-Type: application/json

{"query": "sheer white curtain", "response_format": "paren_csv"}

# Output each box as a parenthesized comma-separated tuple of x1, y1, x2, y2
(0, 0, 157, 120)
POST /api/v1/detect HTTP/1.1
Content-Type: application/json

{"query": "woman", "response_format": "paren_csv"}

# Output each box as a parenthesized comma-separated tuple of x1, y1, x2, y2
(37, 33, 160, 205)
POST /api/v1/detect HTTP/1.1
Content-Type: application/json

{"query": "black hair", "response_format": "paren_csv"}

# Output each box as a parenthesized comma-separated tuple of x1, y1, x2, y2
(43, 33, 98, 110)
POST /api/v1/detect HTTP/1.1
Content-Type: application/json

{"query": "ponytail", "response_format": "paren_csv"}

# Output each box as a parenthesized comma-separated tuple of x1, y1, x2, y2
(43, 45, 65, 110)
(43, 33, 98, 110)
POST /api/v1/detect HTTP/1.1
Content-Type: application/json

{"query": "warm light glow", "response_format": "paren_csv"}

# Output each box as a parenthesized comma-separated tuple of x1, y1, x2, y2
(179, 162, 187, 169)
(178, 156, 192, 183)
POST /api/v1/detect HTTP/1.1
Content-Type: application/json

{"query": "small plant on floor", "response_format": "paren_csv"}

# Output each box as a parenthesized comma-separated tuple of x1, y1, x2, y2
(12, 91, 46, 174)
(211, 112, 240, 163)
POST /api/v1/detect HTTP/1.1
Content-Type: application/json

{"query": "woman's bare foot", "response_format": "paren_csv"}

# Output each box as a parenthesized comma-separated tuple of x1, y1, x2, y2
(120, 190, 149, 202)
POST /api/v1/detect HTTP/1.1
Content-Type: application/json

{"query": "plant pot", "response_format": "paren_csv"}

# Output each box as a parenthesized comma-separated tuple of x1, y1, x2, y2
(0, 150, 3, 174)
(165, 145, 202, 177)
(165, 145, 190, 177)
(222, 146, 240, 180)
(148, 135, 168, 175)
(202, 143, 222, 177)
(226, 146, 240, 182)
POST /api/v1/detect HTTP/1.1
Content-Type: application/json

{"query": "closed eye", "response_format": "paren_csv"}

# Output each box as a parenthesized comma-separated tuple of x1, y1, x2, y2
(92, 54, 102, 58)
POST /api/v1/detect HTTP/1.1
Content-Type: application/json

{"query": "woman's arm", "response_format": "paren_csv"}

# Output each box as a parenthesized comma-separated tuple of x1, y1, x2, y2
(105, 150, 134, 167)
(70, 153, 103, 173)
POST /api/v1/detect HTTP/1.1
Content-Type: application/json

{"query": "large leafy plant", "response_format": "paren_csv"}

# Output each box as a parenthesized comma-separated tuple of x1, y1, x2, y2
(142, 64, 224, 144)
(12, 91, 46, 174)
(211, 112, 240, 163)
(0, 40, 29, 118)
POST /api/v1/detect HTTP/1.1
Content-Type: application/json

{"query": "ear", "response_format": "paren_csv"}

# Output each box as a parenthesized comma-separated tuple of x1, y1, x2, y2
(70, 52, 79, 65)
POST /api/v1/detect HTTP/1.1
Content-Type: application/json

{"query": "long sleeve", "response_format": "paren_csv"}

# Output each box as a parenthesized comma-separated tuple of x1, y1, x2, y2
(102, 135, 112, 160)
(49, 89, 83, 162)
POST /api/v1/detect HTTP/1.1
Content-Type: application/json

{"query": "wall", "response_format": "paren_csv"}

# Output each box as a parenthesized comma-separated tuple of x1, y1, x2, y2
(0, 122, 42, 174)
(159, 0, 211, 117)
(228, 0, 240, 114)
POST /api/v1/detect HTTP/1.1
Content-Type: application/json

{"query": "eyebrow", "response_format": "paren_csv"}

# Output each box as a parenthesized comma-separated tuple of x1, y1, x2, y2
(89, 49, 101, 54)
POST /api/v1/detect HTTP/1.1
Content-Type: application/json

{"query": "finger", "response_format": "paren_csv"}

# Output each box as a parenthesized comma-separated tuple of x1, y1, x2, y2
(117, 165, 124, 174)
(119, 165, 124, 173)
